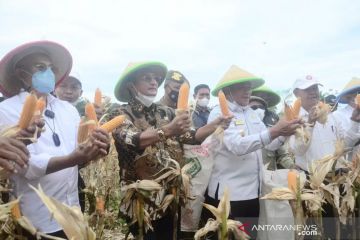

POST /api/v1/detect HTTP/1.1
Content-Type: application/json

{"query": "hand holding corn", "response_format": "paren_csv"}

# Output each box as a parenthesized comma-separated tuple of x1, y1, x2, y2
(16, 118, 45, 145)
(162, 111, 191, 137)
(269, 118, 302, 139)
(74, 128, 111, 165)
(0, 136, 29, 172)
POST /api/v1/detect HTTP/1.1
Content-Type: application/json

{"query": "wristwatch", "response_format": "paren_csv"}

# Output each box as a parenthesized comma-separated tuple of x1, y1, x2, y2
(157, 128, 167, 141)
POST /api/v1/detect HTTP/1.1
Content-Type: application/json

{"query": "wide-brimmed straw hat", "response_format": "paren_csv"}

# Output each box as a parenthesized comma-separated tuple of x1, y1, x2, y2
(252, 85, 281, 108)
(211, 65, 264, 96)
(0, 40, 72, 97)
(114, 61, 167, 102)
(337, 77, 360, 104)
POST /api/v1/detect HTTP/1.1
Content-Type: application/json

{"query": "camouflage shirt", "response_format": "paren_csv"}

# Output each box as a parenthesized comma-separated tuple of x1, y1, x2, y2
(109, 98, 198, 184)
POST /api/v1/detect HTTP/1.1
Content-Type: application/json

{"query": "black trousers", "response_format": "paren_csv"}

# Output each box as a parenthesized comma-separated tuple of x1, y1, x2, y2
(78, 172, 86, 212)
(202, 194, 259, 240)
(22, 229, 67, 240)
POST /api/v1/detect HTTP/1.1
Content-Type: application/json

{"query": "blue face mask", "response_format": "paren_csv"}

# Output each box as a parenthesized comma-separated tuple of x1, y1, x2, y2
(32, 68, 56, 94)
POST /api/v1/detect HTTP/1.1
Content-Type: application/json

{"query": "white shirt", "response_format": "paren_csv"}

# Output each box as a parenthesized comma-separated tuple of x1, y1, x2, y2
(334, 105, 353, 131)
(289, 107, 360, 171)
(207, 101, 284, 201)
(0, 91, 80, 233)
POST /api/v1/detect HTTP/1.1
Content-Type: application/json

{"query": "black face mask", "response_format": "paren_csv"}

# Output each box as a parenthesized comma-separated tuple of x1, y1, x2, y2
(169, 90, 179, 102)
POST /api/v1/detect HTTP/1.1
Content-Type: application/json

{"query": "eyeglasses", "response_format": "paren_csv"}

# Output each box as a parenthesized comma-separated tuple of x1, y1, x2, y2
(251, 105, 265, 110)
(137, 73, 162, 83)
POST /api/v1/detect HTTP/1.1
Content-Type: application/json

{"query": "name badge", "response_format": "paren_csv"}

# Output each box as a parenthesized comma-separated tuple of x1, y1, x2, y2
(235, 119, 244, 125)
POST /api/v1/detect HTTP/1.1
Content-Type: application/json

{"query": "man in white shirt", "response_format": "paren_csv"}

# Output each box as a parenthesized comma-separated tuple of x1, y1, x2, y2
(0, 41, 110, 239)
(288, 75, 360, 239)
(203, 65, 300, 239)
(289, 75, 360, 171)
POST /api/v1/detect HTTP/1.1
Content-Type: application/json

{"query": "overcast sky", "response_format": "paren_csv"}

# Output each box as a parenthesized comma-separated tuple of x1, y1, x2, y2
(1, 0, 359, 104)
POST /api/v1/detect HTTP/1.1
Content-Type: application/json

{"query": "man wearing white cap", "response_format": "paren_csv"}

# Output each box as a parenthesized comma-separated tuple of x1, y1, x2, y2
(0, 41, 110, 239)
(289, 75, 360, 171)
(289, 74, 360, 238)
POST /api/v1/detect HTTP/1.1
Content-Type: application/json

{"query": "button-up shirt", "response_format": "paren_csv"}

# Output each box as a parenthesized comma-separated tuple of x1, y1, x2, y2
(334, 105, 353, 131)
(207, 101, 284, 201)
(289, 107, 360, 171)
(0, 91, 80, 233)
(192, 105, 210, 129)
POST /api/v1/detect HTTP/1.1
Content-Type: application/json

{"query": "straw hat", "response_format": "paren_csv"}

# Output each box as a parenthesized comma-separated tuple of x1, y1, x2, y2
(211, 65, 264, 96)
(114, 61, 167, 102)
(252, 85, 281, 108)
(337, 77, 360, 104)
(0, 41, 72, 97)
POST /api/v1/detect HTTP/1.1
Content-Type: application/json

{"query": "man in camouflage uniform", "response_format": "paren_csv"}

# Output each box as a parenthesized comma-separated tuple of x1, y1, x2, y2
(110, 62, 230, 239)
(158, 70, 189, 109)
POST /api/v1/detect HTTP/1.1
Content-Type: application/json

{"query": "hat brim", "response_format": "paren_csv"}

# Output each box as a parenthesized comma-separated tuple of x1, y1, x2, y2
(211, 78, 264, 96)
(337, 85, 360, 104)
(114, 62, 167, 102)
(252, 88, 281, 108)
(0, 41, 72, 97)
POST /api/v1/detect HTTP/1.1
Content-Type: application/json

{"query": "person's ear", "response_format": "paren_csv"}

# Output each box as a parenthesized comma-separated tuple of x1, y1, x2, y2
(79, 89, 83, 97)
(15, 68, 31, 89)
(293, 89, 299, 98)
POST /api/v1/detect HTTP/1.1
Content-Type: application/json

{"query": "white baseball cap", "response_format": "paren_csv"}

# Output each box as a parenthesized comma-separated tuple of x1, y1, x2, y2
(292, 75, 323, 93)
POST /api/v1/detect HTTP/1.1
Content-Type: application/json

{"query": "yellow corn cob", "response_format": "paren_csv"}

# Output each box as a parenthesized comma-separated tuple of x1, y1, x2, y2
(96, 196, 105, 215)
(284, 103, 294, 121)
(34, 97, 46, 116)
(99, 115, 125, 133)
(177, 83, 190, 111)
(292, 98, 302, 119)
(11, 202, 21, 219)
(218, 90, 231, 117)
(288, 170, 298, 193)
(94, 88, 102, 107)
(85, 103, 98, 131)
(77, 118, 89, 143)
(18, 93, 38, 129)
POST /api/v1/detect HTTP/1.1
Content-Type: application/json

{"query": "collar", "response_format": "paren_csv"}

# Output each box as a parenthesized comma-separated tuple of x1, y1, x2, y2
(195, 105, 210, 113)
(18, 90, 56, 105)
(227, 100, 250, 112)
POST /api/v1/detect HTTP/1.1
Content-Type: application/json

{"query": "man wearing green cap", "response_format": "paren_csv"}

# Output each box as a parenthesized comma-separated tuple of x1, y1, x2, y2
(158, 70, 189, 109)
(110, 62, 231, 239)
(203, 65, 300, 239)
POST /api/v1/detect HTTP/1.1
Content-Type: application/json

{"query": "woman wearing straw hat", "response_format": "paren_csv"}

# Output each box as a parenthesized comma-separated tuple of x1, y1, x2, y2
(110, 61, 231, 240)
(203, 65, 301, 239)
(0, 41, 110, 239)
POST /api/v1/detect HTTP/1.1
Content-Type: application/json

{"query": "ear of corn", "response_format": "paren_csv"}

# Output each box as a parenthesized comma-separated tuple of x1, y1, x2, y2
(177, 83, 190, 110)
(77, 118, 90, 143)
(94, 88, 102, 107)
(96, 196, 105, 215)
(288, 170, 298, 193)
(284, 103, 294, 121)
(85, 103, 98, 131)
(34, 97, 46, 116)
(292, 98, 302, 118)
(99, 115, 125, 133)
(218, 90, 231, 117)
(11, 201, 21, 219)
(18, 93, 38, 129)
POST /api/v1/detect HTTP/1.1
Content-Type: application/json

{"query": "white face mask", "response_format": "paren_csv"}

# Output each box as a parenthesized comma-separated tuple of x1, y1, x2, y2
(197, 97, 209, 107)
(254, 108, 265, 120)
(136, 92, 156, 107)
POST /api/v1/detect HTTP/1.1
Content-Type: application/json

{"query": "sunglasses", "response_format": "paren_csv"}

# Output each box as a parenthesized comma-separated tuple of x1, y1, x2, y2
(251, 105, 265, 110)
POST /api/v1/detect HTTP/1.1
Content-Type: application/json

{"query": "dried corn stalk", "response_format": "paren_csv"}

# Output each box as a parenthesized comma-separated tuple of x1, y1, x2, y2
(195, 188, 249, 240)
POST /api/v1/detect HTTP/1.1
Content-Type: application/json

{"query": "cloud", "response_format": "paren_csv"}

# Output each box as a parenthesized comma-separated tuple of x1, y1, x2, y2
(0, 0, 359, 103)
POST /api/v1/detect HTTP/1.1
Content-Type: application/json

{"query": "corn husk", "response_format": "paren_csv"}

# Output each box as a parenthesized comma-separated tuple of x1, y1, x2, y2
(31, 185, 96, 240)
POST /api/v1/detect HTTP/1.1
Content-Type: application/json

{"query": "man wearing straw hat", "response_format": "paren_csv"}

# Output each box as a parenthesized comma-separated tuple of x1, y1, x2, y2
(334, 77, 360, 133)
(203, 65, 300, 238)
(0, 41, 110, 239)
(110, 62, 231, 239)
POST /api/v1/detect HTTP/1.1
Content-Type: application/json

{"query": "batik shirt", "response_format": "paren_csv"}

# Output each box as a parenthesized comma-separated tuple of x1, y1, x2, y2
(109, 98, 198, 184)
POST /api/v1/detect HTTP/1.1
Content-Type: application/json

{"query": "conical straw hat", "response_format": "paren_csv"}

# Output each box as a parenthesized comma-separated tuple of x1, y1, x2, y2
(212, 65, 264, 96)
(337, 77, 360, 104)
(252, 85, 281, 108)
